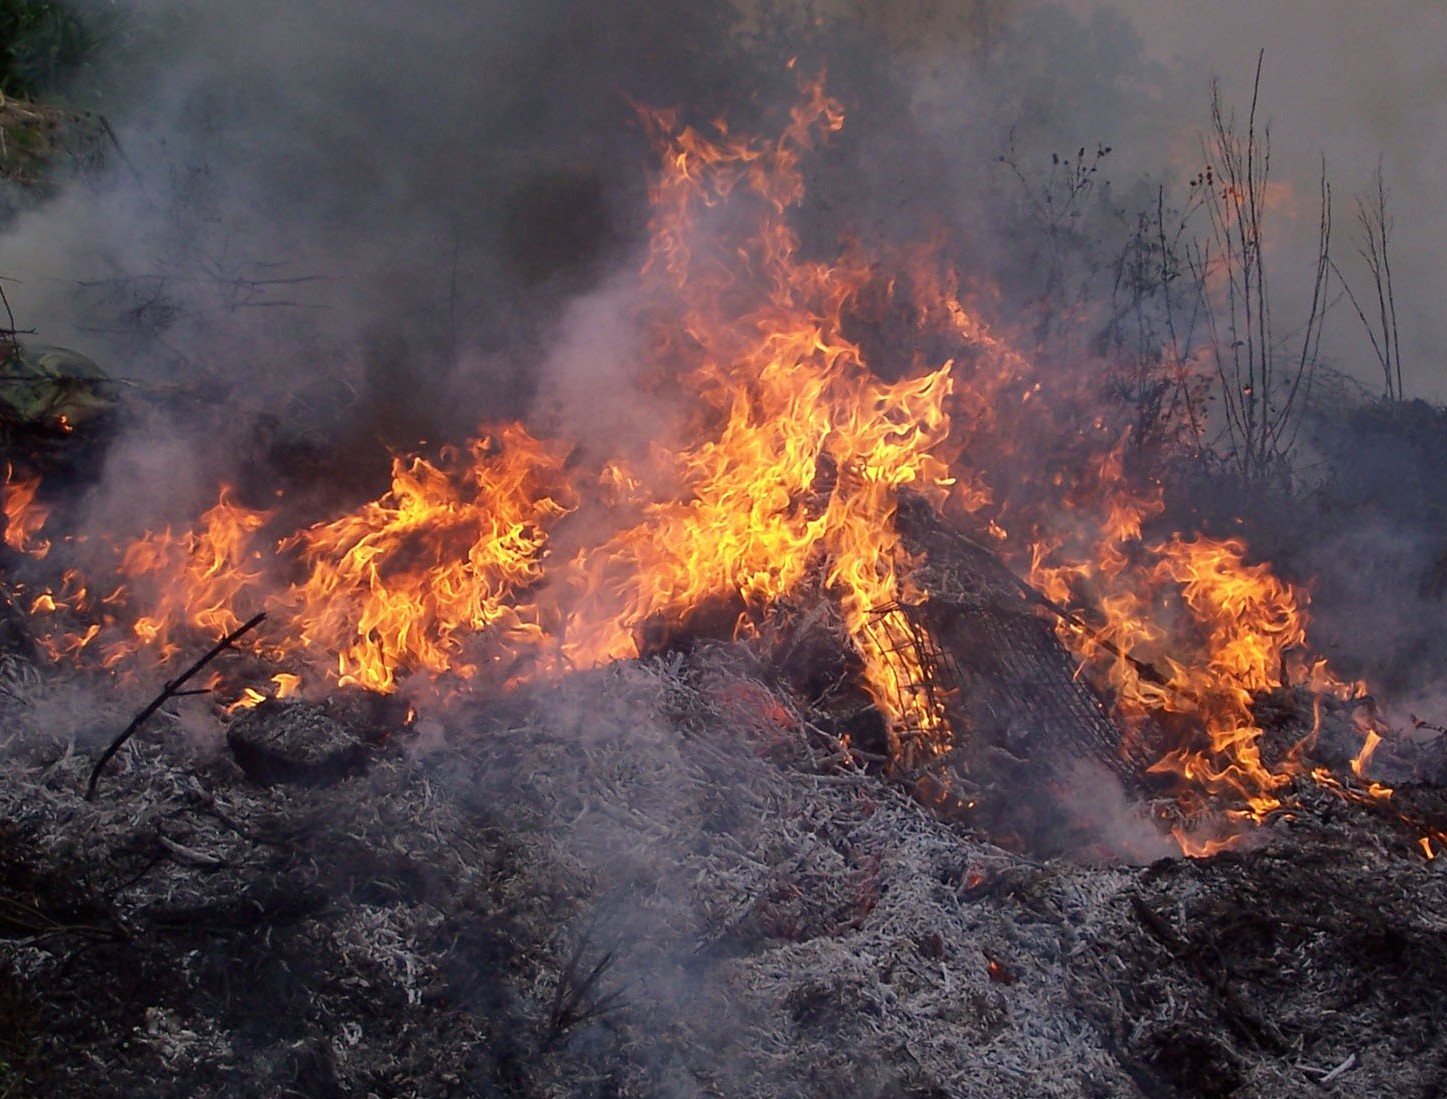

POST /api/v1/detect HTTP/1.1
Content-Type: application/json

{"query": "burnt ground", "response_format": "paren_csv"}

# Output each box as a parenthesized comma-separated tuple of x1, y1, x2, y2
(2, 636, 1447, 1099)
(1, 643, 1446, 1099)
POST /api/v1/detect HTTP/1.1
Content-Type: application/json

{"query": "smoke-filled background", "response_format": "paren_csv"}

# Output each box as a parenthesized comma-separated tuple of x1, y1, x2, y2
(1064, 0, 1447, 390)
(3, 0, 1446, 700)
(7, 0, 1444, 414)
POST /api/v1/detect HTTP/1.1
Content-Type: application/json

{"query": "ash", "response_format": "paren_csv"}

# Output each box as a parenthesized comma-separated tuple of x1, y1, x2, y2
(1, 648, 1445, 1098)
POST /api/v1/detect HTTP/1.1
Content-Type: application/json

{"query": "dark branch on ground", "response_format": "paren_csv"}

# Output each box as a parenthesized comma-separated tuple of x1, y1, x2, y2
(85, 611, 267, 801)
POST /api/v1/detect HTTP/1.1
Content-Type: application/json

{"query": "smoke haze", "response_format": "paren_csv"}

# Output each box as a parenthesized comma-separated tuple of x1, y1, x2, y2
(1059, 0, 1447, 399)
(7, 0, 1439, 441)
(3, 1, 1446, 737)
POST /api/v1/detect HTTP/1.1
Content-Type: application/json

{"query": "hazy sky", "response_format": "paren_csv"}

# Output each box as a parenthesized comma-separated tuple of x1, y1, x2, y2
(1060, 0, 1447, 398)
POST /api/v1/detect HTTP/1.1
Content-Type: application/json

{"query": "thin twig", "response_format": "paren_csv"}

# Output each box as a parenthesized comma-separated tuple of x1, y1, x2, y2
(0, 279, 17, 336)
(85, 612, 267, 801)
(97, 115, 141, 182)
(544, 926, 628, 1049)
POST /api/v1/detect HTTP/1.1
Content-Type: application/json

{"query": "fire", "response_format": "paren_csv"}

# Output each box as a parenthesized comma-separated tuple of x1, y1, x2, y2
(552, 79, 961, 758)
(277, 425, 573, 692)
(111, 486, 274, 665)
(2, 466, 51, 557)
(1031, 498, 1377, 839)
(225, 672, 303, 714)
(1143, 535, 1308, 808)
(225, 687, 267, 715)
(0, 75, 1400, 855)
(1351, 728, 1382, 778)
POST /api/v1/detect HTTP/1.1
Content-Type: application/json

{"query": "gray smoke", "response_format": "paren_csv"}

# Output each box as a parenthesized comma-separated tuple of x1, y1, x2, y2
(1054, 0, 1447, 401)
(3, 0, 763, 526)
(3, 0, 1445, 817)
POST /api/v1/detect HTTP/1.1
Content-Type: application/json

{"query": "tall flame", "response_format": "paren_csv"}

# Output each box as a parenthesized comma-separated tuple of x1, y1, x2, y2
(0, 74, 1394, 853)
(556, 83, 960, 756)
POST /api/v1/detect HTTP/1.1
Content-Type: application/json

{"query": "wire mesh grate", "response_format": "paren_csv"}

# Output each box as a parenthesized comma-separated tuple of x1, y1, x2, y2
(860, 602, 961, 763)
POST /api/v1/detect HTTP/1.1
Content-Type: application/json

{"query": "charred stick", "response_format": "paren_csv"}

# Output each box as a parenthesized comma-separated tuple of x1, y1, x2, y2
(545, 930, 627, 1049)
(98, 115, 143, 183)
(156, 833, 226, 870)
(0, 282, 34, 339)
(1021, 584, 1171, 688)
(85, 611, 267, 801)
(0, 895, 126, 941)
(0, 279, 16, 337)
(1129, 893, 1288, 1055)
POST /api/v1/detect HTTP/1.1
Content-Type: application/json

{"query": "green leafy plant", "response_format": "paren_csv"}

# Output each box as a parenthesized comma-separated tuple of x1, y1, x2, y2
(0, 0, 99, 100)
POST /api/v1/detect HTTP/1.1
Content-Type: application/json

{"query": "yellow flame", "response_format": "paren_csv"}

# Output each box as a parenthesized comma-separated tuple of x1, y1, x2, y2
(4, 75, 1395, 854)
(2, 467, 51, 558)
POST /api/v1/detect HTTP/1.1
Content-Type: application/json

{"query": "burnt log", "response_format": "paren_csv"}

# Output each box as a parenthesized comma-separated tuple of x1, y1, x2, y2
(896, 498, 1159, 851)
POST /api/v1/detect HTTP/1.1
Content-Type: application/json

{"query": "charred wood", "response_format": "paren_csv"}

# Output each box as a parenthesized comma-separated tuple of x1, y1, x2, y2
(85, 611, 267, 801)
(894, 498, 1161, 851)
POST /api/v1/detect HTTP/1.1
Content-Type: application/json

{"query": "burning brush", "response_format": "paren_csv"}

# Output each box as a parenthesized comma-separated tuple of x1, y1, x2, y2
(0, 75, 1424, 858)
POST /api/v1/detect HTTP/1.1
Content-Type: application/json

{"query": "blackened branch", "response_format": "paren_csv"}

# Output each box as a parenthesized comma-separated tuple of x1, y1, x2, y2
(85, 611, 267, 801)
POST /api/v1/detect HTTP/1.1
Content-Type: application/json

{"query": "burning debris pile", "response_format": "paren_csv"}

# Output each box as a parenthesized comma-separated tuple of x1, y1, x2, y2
(0, 76, 1429, 852)
(2, 67, 1447, 1098)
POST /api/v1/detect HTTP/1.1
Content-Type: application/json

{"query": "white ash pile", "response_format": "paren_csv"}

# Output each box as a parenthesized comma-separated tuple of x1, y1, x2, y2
(0, 641, 1445, 1097)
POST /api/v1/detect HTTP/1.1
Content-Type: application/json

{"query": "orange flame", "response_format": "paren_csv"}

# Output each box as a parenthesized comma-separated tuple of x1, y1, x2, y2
(1028, 444, 1383, 844)
(277, 425, 573, 691)
(108, 487, 275, 665)
(4, 75, 1398, 855)
(2, 467, 51, 558)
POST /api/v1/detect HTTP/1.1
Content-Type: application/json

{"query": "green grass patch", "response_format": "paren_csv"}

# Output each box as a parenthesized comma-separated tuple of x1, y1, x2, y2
(0, 0, 99, 100)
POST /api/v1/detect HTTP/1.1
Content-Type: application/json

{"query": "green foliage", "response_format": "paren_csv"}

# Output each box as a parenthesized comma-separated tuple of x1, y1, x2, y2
(0, 0, 99, 100)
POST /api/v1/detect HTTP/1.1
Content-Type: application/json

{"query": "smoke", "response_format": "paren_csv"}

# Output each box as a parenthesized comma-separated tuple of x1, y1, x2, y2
(1058, 760, 1176, 863)
(2, 0, 1444, 834)
(5, 0, 1441, 467)
(2, 0, 768, 498)
(1054, 0, 1447, 402)
(531, 273, 658, 470)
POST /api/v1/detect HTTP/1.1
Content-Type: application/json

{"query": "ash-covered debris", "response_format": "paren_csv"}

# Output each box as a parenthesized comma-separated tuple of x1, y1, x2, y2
(1251, 685, 1380, 772)
(0, 646, 1445, 1098)
(1252, 682, 1447, 791)
(225, 690, 407, 788)
(1109, 811, 1447, 1098)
